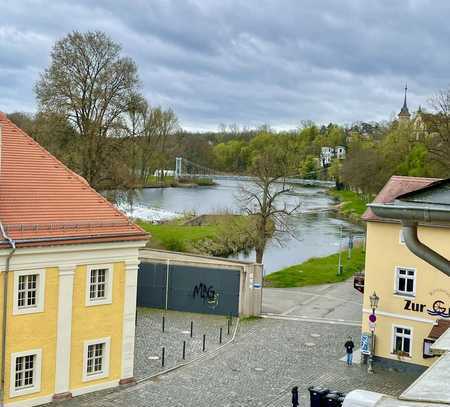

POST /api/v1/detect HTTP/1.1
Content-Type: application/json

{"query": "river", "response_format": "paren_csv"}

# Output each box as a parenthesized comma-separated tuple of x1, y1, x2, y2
(122, 179, 364, 275)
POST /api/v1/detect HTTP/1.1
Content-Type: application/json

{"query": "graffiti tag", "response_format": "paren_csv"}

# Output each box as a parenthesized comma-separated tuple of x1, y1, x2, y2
(193, 283, 220, 308)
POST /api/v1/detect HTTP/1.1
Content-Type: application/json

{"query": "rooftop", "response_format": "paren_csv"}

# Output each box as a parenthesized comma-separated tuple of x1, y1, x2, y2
(362, 175, 440, 222)
(0, 112, 147, 248)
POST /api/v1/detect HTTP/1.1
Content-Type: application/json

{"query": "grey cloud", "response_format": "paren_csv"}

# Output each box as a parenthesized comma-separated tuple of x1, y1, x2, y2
(1, 0, 449, 130)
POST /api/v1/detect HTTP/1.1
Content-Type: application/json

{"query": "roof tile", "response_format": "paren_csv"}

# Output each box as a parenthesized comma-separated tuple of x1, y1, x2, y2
(362, 175, 440, 221)
(0, 113, 147, 246)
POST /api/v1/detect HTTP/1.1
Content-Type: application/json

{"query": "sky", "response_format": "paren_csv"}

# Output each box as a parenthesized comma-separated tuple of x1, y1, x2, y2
(1, 0, 450, 131)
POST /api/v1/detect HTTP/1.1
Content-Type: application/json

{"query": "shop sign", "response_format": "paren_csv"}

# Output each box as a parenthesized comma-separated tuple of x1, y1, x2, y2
(404, 299, 450, 318)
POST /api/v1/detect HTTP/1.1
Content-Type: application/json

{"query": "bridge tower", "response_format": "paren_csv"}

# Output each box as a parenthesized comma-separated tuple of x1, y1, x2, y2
(175, 157, 182, 180)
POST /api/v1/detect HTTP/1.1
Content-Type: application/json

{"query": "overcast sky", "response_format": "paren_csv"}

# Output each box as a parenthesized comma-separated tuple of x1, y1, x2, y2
(1, 0, 449, 131)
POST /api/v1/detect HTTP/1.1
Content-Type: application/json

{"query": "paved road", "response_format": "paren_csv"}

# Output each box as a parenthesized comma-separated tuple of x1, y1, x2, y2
(50, 281, 419, 407)
(52, 318, 417, 407)
(262, 279, 362, 323)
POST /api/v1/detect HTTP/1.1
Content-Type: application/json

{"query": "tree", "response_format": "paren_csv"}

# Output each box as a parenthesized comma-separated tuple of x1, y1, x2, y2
(35, 30, 141, 190)
(426, 89, 450, 175)
(239, 138, 301, 264)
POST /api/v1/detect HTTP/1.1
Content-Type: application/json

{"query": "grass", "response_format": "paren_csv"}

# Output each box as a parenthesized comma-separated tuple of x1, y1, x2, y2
(265, 246, 365, 288)
(329, 189, 371, 219)
(240, 315, 262, 323)
(136, 214, 252, 255)
(137, 221, 218, 252)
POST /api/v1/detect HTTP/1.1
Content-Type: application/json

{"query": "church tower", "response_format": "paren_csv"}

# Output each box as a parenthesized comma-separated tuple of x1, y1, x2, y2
(398, 84, 411, 122)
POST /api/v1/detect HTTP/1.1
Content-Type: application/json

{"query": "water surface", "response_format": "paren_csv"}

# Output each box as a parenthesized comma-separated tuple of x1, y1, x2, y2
(126, 179, 363, 274)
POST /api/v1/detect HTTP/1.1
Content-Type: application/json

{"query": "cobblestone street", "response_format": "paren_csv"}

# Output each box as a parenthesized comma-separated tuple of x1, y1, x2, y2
(134, 308, 235, 379)
(50, 316, 419, 407)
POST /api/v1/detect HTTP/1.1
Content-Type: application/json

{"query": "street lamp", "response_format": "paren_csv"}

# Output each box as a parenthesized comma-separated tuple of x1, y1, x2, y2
(368, 291, 380, 374)
(370, 291, 380, 311)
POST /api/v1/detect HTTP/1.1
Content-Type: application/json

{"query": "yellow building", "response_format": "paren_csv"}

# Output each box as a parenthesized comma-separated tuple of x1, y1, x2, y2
(0, 112, 148, 406)
(362, 175, 450, 372)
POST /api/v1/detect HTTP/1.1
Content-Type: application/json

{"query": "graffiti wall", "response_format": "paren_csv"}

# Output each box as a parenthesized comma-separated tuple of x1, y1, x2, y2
(137, 262, 241, 316)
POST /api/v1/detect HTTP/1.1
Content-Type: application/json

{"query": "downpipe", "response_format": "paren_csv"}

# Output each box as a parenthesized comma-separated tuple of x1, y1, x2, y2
(402, 223, 450, 276)
(0, 223, 16, 406)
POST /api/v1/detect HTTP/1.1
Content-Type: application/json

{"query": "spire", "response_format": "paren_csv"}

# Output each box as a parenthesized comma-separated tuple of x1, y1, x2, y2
(402, 83, 408, 110)
(398, 83, 411, 121)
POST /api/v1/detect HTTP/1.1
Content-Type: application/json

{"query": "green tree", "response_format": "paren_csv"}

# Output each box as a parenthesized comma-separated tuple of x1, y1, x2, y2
(35, 30, 141, 190)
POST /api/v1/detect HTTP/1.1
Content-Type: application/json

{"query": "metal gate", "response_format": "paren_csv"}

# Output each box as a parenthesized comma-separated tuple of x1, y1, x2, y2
(137, 261, 241, 316)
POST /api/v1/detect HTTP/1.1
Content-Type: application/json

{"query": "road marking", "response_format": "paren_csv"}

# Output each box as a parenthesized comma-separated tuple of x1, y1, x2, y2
(262, 313, 362, 327)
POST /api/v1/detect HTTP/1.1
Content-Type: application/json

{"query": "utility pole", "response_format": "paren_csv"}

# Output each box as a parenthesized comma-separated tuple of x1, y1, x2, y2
(337, 225, 343, 275)
(348, 231, 353, 260)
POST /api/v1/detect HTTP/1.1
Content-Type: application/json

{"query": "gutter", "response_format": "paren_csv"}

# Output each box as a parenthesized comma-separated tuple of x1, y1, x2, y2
(0, 222, 16, 405)
(368, 203, 450, 276)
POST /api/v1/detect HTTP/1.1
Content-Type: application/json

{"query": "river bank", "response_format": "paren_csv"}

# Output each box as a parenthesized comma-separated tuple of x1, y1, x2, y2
(140, 176, 216, 188)
(137, 214, 256, 257)
(328, 189, 371, 224)
(264, 246, 365, 288)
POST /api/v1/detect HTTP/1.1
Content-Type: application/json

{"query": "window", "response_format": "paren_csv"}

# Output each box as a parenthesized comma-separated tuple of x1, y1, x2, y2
(395, 267, 416, 296)
(18, 275, 37, 309)
(15, 354, 35, 389)
(86, 265, 113, 306)
(10, 350, 42, 397)
(13, 270, 45, 315)
(423, 338, 436, 358)
(90, 268, 107, 300)
(393, 326, 412, 356)
(83, 338, 110, 382)
(87, 343, 104, 375)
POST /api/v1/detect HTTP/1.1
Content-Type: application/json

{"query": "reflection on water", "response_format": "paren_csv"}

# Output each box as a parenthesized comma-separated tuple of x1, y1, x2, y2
(126, 179, 364, 274)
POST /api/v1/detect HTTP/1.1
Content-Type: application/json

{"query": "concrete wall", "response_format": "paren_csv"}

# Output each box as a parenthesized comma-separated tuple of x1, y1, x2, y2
(139, 249, 262, 317)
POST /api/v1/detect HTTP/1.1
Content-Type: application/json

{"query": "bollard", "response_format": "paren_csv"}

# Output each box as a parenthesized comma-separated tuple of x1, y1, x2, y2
(219, 327, 223, 344)
(182, 341, 186, 360)
(202, 334, 206, 352)
(161, 347, 165, 368)
(227, 319, 230, 335)
(190, 321, 193, 338)
(162, 316, 165, 333)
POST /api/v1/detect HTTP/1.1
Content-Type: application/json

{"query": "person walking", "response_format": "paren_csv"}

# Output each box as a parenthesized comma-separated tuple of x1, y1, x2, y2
(292, 386, 299, 407)
(344, 336, 355, 366)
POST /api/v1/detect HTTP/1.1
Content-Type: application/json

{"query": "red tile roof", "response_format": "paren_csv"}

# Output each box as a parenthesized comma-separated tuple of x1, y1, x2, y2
(0, 112, 148, 247)
(362, 175, 440, 222)
(429, 319, 450, 340)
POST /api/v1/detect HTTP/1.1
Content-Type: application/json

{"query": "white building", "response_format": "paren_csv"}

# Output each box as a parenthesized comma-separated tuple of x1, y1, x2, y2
(320, 147, 334, 167)
(335, 146, 346, 159)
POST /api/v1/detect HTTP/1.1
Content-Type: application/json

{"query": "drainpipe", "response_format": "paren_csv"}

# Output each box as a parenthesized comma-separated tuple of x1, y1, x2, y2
(0, 222, 16, 406)
(369, 203, 450, 276)
(402, 222, 450, 276)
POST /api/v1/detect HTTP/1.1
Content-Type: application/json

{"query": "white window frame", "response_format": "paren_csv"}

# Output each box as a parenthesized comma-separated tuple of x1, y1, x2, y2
(13, 270, 45, 315)
(82, 337, 111, 382)
(85, 265, 113, 307)
(10, 349, 42, 398)
(394, 266, 416, 297)
(392, 325, 413, 357)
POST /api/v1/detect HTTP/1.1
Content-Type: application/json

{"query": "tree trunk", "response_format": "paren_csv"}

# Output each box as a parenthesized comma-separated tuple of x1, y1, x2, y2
(255, 246, 264, 264)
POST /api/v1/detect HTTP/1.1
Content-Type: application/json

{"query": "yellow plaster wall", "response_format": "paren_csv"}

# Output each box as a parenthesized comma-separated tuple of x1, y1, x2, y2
(70, 262, 125, 390)
(3, 267, 59, 403)
(363, 222, 450, 366)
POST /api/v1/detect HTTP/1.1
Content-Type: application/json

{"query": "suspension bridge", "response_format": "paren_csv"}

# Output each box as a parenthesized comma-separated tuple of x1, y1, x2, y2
(174, 157, 336, 187)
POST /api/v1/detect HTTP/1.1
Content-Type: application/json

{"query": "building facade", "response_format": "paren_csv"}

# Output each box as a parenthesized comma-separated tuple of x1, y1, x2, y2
(361, 176, 450, 372)
(0, 113, 148, 406)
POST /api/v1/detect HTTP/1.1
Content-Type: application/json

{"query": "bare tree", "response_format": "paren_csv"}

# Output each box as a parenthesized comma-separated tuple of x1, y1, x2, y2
(427, 89, 450, 174)
(35, 30, 140, 189)
(239, 146, 301, 264)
